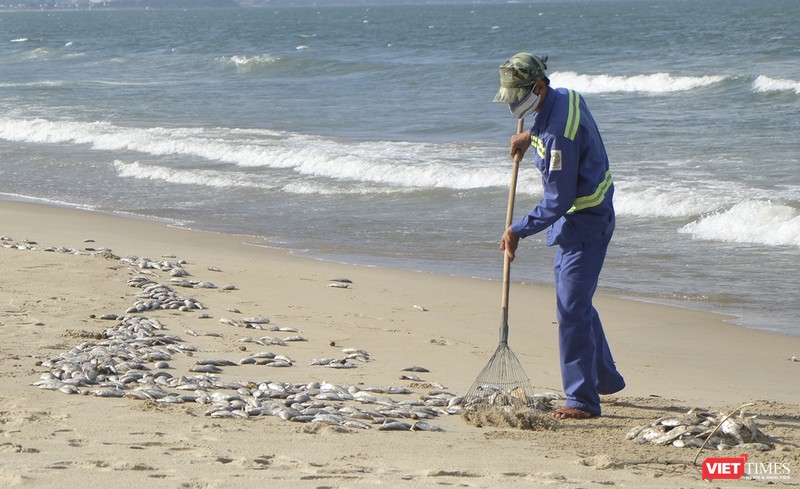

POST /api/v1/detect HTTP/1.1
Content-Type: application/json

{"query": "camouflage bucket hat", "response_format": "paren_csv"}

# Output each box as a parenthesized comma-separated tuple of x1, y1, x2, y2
(492, 52, 547, 103)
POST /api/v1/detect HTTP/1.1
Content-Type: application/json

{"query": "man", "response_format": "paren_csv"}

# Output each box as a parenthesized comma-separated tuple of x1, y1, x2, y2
(493, 53, 625, 419)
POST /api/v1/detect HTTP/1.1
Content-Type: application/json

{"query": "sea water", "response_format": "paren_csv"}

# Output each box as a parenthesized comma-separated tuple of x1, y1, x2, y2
(0, 0, 798, 335)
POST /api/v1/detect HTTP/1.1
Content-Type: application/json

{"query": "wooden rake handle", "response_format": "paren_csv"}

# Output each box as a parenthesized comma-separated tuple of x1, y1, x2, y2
(500, 118, 524, 343)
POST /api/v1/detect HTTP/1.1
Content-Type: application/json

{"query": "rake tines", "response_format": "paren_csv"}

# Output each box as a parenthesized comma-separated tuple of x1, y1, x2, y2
(462, 341, 537, 412)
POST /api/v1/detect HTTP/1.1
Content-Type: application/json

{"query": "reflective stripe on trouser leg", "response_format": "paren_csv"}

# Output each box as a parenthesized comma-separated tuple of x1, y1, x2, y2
(553, 234, 619, 416)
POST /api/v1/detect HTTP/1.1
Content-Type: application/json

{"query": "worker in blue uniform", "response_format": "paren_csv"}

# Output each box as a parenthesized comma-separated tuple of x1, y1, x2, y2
(493, 53, 625, 419)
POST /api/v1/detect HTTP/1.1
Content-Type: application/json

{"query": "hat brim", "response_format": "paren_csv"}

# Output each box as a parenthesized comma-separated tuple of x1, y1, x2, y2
(492, 86, 531, 104)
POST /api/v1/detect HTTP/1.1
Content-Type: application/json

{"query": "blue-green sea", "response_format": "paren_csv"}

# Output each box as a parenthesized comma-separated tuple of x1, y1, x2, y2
(1, 0, 798, 335)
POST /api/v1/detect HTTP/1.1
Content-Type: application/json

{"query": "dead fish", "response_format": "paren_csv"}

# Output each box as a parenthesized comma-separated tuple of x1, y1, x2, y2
(412, 305, 428, 312)
(386, 386, 412, 395)
(265, 361, 292, 368)
(330, 278, 352, 283)
(412, 421, 444, 432)
(59, 385, 80, 395)
(196, 359, 237, 367)
(310, 358, 337, 366)
(269, 325, 300, 333)
(353, 391, 377, 404)
(342, 348, 370, 356)
(672, 437, 705, 449)
(92, 387, 125, 398)
(219, 317, 243, 327)
(313, 414, 345, 425)
(284, 335, 308, 342)
(401, 366, 430, 373)
(258, 336, 287, 346)
(633, 426, 666, 444)
(343, 420, 372, 430)
(651, 425, 689, 445)
(379, 421, 412, 431)
(626, 425, 647, 440)
(190, 365, 223, 373)
(328, 361, 356, 369)
(244, 316, 270, 324)
(327, 283, 349, 289)
(400, 374, 422, 381)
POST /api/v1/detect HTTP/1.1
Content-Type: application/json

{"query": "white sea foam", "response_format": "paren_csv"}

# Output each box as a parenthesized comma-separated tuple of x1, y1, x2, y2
(0, 117, 532, 193)
(217, 54, 280, 72)
(113, 160, 273, 189)
(614, 184, 724, 218)
(550, 71, 727, 94)
(752, 75, 800, 94)
(0, 80, 64, 88)
(680, 200, 800, 247)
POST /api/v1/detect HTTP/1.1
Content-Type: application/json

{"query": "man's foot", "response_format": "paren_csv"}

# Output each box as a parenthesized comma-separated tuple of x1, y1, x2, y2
(552, 407, 597, 420)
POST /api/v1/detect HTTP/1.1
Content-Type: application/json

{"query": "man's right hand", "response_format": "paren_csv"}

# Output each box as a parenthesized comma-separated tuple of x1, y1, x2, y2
(510, 130, 531, 160)
(500, 226, 520, 262)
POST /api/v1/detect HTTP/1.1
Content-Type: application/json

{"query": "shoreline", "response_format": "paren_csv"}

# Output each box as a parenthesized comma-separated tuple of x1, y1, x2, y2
(5, 192, 791, 339)
(2, 198, 799, 488)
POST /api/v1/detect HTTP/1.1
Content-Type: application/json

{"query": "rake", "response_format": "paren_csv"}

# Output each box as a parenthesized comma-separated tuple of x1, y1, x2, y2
(462, 119, 538, 414)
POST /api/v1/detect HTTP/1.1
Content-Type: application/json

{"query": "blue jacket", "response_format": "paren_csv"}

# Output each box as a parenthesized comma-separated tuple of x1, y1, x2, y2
(510, 87, 615, 246)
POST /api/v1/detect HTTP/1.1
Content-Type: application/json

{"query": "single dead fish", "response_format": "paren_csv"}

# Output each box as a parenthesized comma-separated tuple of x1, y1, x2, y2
(401, 366, 429, 373)
(378, 421, 412, 431)
(412, 421, 444, 432)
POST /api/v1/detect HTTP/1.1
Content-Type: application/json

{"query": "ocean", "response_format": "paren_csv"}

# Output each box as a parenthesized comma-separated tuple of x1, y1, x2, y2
(1, 0, 798, 336)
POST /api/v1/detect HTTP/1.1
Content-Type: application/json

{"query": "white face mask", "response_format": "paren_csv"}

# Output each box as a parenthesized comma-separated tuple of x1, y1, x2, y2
(509, 89, 540, 120)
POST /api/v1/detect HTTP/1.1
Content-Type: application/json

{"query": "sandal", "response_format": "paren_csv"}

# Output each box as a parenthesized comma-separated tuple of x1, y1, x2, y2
(552, 407, 596, 420)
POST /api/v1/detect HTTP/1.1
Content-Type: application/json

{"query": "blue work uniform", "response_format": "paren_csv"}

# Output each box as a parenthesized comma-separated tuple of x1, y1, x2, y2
(511, 87, 625, 416)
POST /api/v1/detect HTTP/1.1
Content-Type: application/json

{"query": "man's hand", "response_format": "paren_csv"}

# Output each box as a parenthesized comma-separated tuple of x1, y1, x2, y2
(500, 226, 520, 262)
(510, 130, 531, 160)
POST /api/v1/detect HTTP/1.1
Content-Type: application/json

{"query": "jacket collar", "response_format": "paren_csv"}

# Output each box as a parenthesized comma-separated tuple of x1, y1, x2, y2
(532, 87, 557, 132)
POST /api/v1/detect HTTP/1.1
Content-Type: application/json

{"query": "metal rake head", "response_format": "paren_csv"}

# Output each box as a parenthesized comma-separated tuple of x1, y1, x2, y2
(462, 342, 537, 412)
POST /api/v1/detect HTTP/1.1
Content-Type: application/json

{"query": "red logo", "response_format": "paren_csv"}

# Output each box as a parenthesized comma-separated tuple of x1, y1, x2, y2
(702, 454, 748, 480)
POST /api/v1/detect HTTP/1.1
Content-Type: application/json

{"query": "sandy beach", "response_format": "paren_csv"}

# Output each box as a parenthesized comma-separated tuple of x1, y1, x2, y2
(1, 199, 798, 488)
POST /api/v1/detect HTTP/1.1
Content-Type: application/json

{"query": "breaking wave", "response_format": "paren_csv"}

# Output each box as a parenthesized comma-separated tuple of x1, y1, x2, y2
(551, 71, 728, 94)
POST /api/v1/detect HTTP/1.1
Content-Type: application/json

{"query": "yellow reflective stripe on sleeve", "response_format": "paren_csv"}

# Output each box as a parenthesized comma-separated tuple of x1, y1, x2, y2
(568, 171, 613, 212)
(564, 90, 580, 141)
(530, 134, 546, 159)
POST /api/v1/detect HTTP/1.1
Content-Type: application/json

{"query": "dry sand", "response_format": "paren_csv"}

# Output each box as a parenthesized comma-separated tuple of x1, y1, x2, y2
(1, 199, 798, 488)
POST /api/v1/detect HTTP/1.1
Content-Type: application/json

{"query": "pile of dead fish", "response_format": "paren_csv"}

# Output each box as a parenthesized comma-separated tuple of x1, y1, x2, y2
(627, 408, 775, 451)
(125, 276, 207, 313)
(32, 315, 457, 431)
(14, 238, 459, 432)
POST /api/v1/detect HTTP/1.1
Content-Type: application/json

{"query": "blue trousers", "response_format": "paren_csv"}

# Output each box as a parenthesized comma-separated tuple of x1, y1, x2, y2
(554, 235, 624, 416)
